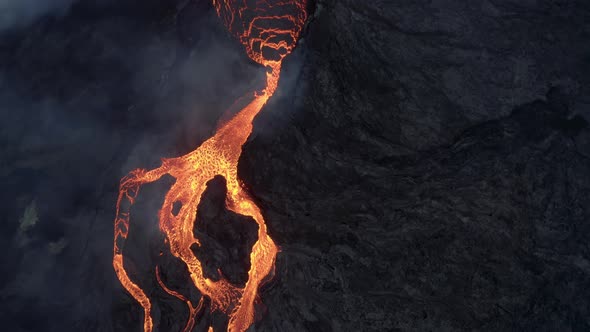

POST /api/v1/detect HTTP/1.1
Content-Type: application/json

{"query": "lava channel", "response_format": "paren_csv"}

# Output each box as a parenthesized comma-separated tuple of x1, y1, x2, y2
(113, 1, 308, 332)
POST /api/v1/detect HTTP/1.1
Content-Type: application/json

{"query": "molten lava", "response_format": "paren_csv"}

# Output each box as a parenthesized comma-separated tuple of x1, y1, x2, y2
(113, 1, 307, 332)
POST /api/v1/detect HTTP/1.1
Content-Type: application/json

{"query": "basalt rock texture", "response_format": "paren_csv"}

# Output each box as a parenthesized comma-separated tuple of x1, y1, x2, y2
(243, 0, 590, 330)
(1, 0, 590, 331)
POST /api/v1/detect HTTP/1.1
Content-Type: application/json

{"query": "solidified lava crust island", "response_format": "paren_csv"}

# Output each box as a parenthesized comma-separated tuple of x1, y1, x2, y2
(112, 1, 308, 332)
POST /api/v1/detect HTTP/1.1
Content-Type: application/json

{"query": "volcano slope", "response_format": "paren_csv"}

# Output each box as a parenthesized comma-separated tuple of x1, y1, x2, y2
(241, 1, 590, 330)
(0, 0, 589, 331)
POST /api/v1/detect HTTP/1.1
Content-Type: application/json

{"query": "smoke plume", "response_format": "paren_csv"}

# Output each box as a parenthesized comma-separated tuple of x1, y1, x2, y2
(0, 0, 76, 31)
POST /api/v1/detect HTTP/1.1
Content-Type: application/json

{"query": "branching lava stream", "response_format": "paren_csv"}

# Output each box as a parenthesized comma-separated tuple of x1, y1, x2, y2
(113, 1, 307, 331)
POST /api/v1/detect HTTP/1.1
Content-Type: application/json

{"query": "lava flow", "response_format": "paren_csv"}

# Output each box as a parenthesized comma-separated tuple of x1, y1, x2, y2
(113, 1, 307, 332)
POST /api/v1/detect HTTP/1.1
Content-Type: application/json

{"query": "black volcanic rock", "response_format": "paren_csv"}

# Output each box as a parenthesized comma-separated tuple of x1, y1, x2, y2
(239, 0, 590, 330)
(1, 0, 590, 332)
(193, 175, 258, 287)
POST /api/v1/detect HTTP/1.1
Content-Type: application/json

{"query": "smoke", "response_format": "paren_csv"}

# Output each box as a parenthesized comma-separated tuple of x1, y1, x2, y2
(0, 0, 310, 328)
(0, 1, 271, 330)
(0, 0, 77, 31)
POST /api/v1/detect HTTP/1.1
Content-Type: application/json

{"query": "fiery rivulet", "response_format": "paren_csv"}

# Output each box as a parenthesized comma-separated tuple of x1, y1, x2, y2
(113, 1, 307, 331)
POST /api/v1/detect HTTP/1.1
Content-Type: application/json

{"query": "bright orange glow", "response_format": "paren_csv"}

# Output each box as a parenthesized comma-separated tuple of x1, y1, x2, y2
(113, 1, 307, 332)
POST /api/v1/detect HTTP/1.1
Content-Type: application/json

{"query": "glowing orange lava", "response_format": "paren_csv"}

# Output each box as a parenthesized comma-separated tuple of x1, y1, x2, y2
(113, 1, 307, 332)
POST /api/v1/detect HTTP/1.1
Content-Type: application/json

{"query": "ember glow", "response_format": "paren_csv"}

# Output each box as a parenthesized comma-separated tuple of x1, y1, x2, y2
(112, 1, 307, 332)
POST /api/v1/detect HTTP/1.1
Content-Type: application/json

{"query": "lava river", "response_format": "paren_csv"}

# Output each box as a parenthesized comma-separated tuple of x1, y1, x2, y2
(112, 1, 308, 331)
